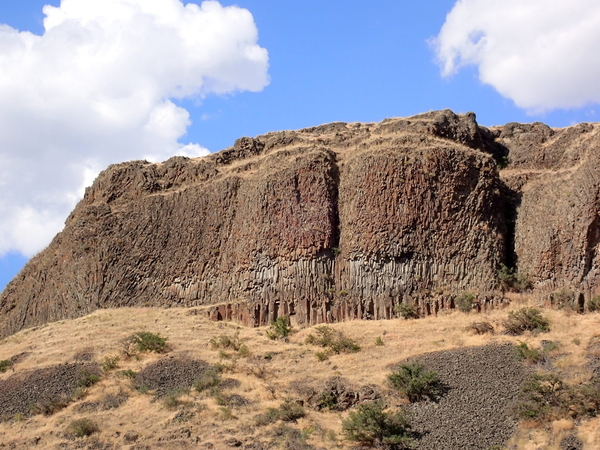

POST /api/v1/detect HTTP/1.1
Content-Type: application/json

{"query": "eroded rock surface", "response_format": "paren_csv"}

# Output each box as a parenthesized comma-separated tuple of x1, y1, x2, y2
(496, 121, 600, 301)
(2, 109, 600, 336)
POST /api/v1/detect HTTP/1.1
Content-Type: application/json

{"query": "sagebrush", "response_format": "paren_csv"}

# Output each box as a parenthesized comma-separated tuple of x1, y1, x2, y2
(305, 326, 360, 356)
(341, 402, 415, 448)
(388, 363, 442, 402)
(67, 418, 99, 437)
(125, 331, 168, 353)
(503, 308, 550, 335)
(266, 316, 293, 340)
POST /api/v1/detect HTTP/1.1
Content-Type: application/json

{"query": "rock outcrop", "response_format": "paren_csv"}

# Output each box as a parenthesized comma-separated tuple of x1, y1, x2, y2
(496, 121, 600, 305)
(1, 109, 600, 337)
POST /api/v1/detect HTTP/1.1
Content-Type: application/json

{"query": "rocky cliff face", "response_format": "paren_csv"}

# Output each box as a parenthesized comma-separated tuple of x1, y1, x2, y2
(497, 121, 600, 304)
(1, 110, 599, 337)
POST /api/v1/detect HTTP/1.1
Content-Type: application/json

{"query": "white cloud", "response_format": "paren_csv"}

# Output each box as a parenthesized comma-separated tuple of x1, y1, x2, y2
(0, 0, 269, 257)
(432, 0, 600, 112)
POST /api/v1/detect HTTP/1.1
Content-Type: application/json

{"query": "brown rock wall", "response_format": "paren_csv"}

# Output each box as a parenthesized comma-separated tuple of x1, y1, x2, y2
(3, 109, 600, 336)
(498, 121, 600, 304)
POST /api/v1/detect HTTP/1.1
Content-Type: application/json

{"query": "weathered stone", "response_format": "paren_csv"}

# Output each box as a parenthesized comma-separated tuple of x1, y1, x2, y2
(2, 109, 600, 336)
(498, 120, 600, 305)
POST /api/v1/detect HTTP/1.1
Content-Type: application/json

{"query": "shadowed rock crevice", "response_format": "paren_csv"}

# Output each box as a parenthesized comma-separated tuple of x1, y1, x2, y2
(499, 181, 522, 271)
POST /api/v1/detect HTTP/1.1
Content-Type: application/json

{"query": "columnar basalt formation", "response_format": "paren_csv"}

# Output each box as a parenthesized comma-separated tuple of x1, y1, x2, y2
(2, 110, 600, 336)
(495, 121, 600, 304)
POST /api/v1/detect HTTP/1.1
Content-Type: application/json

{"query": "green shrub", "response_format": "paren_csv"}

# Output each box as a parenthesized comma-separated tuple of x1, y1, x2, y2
(330, 335, 361, 354)
(77, 371, 101, 388)
(237, 344, 251, 357)
(67, 418, 99, 437)
(495, 155, 509, 170)
(0, 360, 12, 373)
(163, 393, 181, 409)
(513, 373, 600, 421)
(271, 425, 313, 449)
(193, 367, 221, 392)
(220, 406, 234, 420)
(32, 395, 71, 416)
(163, 389, 187, 409)
(515, 342, 543, 364)
(388, 363, 442, 402)
(456, 292, 475, 313)
(497, 264, 531, 292)
(101, 355, 120, 372)
(315, 351, 329, 361)
(213, 390, 228, 406)
(127, 331, 168, 353)
(341, 402, 415, 448)
(550, 288, 575, 310)
(306, 325, 337, 347)
(209, 332, 242, 351)
(513, 373, 565, 420)
(275, 398, 305, 422)
(119, 369, 137, 378)
(266, 316, 292, 340)
(375, 336, 384, 346)
(588, 295, 600, 312)
(317, 391, 338, 410)
(255, 398, 305, 425)
(305, 326, 360, 355)
(497, 263, 516, 289)
(395, 303, 419, 320)
(503, 308, 550, 335)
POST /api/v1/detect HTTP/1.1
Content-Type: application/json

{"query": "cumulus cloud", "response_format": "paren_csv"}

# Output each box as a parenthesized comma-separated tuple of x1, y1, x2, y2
(0, 0, 269, 257)
(432, 0, 600, 112)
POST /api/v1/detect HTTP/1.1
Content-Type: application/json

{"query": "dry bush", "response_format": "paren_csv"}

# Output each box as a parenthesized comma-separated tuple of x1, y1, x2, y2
(255, 399, 305, 426)
(466, 321, 494, 335)
(209, 332, 242, 351)
(243, 356, 269, 379)
(67, 418, 99, 437)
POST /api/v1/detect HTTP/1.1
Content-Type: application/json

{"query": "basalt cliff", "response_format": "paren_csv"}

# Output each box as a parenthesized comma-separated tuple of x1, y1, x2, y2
(2, 110, 600, 337)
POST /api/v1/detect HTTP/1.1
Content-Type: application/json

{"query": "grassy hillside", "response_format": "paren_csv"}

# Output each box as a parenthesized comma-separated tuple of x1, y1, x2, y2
(1, 294, 599, 449)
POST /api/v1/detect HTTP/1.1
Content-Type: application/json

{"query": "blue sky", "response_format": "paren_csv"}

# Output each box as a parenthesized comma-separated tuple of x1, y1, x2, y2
(1, 0, 600, 291)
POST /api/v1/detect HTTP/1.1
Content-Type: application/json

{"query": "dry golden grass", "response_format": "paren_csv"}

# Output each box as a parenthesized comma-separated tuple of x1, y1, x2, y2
(0, 298, 599, 449)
